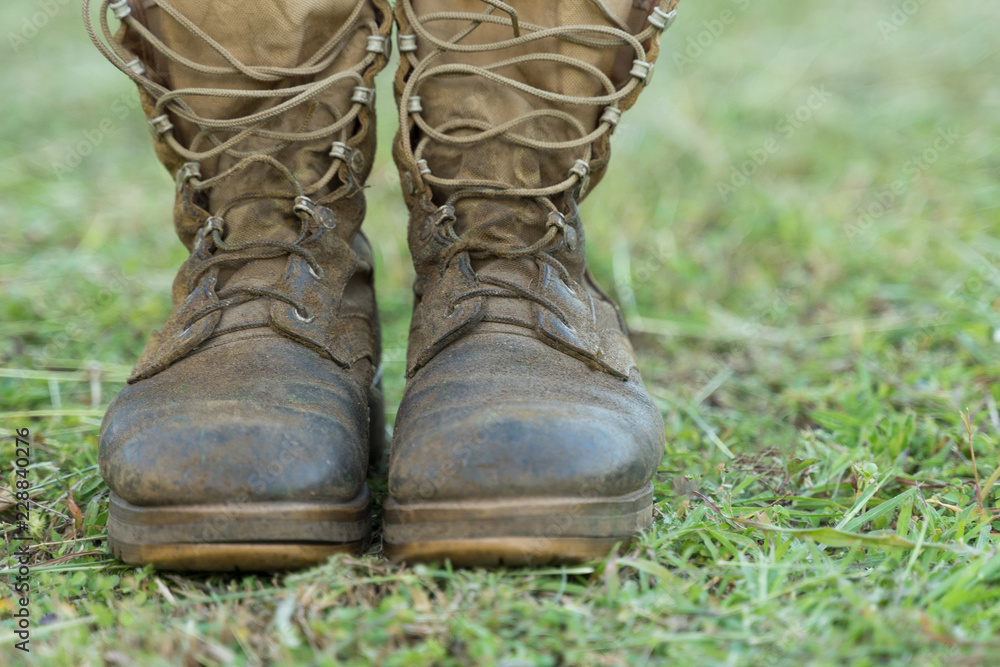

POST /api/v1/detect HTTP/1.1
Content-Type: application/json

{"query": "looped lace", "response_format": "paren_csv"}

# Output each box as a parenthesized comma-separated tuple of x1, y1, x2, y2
(436, 195, 564, 267)
(399, 1, 667, 328)
(181, 199, 328, 329)
(85, 0, 379, 195)
(433, 195, 579, 332)
(398, 0, 664, 199)
(83, 0, 381, 327)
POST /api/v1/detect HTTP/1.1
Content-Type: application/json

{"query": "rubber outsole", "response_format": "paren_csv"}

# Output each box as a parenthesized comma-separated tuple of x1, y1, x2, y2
(382, 483, 653, 566)
(106, 541, 367, 571)
(107, 486, 372, 571)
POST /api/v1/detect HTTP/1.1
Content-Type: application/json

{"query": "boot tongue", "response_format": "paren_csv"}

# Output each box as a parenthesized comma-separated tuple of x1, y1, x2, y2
(456, 199, 541, 286)
(441, 113, 586, 248)
(436, 139, 587, 327)
(420, 74, 589, 283)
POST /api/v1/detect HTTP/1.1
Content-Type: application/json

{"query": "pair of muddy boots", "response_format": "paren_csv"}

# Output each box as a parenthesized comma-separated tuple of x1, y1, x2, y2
(88, 0, 678, 569)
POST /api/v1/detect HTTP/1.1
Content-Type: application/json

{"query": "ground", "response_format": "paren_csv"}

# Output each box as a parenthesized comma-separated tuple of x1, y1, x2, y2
(2, 0, 999, 664)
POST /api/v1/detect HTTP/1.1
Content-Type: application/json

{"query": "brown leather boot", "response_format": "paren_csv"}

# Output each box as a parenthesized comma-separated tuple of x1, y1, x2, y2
(86, 0, 392, 570)
(384, 0, 678, 564)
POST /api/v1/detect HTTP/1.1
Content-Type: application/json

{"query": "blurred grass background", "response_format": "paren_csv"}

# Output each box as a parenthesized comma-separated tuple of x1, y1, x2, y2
(2, 0, 1000, 664)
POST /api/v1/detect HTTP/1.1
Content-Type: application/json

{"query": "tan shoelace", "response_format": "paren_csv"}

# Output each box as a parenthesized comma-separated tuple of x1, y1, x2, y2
(398, 0, 669, 201)
(398, 0, 675, 330)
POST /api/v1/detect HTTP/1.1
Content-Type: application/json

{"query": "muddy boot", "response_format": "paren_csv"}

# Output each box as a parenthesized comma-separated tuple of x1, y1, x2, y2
(85, 0, 392, 570)
(384, 0, 679, 564)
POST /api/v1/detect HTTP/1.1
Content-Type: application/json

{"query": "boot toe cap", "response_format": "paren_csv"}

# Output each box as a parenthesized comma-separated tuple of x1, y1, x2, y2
(389, 333, 664, 503)
(100, 336, 370, 506)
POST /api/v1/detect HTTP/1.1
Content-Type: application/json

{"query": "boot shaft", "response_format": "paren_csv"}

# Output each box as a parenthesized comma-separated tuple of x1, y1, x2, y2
(92, 0, 391, 246)
(392, 0, 679, 378)
(85, 0, 393, 383)
(393, 0, 677, 215)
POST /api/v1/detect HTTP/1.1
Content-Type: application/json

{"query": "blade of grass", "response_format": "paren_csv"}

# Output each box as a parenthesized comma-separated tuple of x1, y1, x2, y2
(836, 468, 896, 530)
(843, 488, 916, 533)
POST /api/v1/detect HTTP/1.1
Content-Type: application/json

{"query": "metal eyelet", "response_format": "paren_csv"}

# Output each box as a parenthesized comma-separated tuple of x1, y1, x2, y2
(109, 0, 131, 20)
(398, 34, 418, 53)
(329, 141, 350, 162)
(630, 60, 654, 84)
(600, 107, 622, 128)
(293, 195, 316, 217)
(149, 114, 173, 136)
(569, 160, 591, 200)
(407, 96, 423, 114)
(307, 265, 324, 280)
(294, 195, 337, 230)
(331, 141, 365, 175)
(124, 58, 145, 76)
(366, 35, 390, 57)
(416, 159, 431, 176)
(204, 216, 224, 235)
(175, 162, 201, 192)
(430, 204, 456, 226)
(648, 7, 677, 30)
(351, 86, 376, 108)
(294, 309, 314, 323)
(547, 211, 577, 251)
(176, 326, 192, 338)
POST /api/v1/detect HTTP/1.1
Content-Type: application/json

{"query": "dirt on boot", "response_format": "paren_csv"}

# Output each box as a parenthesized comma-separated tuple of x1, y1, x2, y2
(385, 0, 680, 565)
(84, 0, 392, 571)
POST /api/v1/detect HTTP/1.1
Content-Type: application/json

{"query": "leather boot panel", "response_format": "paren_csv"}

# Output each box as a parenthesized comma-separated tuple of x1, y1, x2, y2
(86, 1, 393, 544)
(102, 335, 371, 506)
(388, 2, 679, 562)
(390, 333, 663, 503)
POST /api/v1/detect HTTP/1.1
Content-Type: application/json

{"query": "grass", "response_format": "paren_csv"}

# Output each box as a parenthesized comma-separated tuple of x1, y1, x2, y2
(2, 0, 1000, 664)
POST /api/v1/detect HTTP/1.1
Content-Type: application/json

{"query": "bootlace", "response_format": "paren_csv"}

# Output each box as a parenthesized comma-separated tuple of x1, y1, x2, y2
(84, 0, 383, 328)
(178, 199, 331, 329)
(397, 0, 673, 329)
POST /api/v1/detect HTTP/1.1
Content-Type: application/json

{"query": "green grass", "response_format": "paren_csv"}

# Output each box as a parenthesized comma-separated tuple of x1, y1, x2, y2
(2, 0, 1000, 664)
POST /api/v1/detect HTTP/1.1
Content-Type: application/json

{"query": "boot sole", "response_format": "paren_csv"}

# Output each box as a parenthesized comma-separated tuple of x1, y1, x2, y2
(382, 483, 653, 566)
(107, 486, 372, 571)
